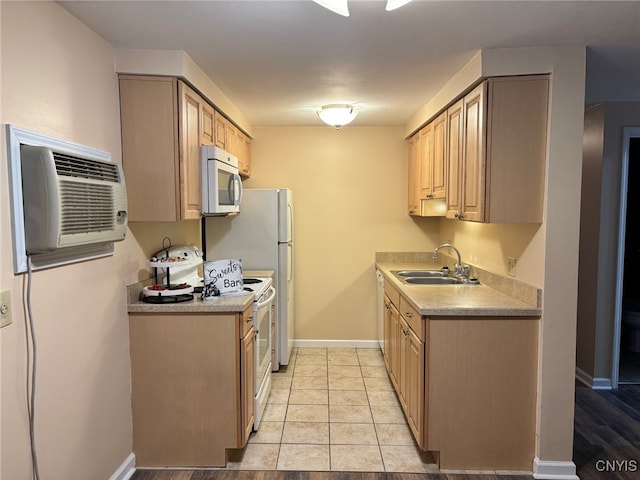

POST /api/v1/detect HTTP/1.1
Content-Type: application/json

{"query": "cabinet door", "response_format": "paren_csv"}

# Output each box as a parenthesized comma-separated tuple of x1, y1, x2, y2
(387, 300, 401, 389)
(446, 99, 464, 219)
(431, 112, 447, 199)
(201, 102, 215, 146)
(408, 135, 421, 215)
(119, 76, 180, 222)
(460, 82, 486, 222)
(240, 327, 255, 446)
(214, 111, 227, 149)
(403, 320, 425, 444)
(419, 124, 434, 199)
(237, 132, 252, 178)
(226, 121, 238, 156)
(178, 81, 203, 219)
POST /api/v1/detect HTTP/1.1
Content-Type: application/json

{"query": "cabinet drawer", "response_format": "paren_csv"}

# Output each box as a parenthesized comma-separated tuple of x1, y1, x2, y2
(400, 295, 424, 341)
(384, 281, 401, 308)
(241, 305, 254, 338)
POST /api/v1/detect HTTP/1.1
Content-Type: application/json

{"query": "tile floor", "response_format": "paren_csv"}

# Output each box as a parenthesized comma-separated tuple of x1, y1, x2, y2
(226, 347, 438, 472)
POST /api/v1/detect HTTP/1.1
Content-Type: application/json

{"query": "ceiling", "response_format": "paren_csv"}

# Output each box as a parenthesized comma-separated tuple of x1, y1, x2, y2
(59, 0, 640, 127)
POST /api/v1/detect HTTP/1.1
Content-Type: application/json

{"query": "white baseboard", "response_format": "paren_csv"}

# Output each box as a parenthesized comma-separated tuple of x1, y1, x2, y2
(533, 457, 579, 480)
(109, 453, 135, 480)
(575, 367, 612, 390)
(294, 339, 380, 349)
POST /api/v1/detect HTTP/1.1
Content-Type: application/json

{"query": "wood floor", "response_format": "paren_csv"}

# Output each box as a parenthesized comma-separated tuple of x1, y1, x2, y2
(131, 384, 640, 480)
(573, 383, 640, 480)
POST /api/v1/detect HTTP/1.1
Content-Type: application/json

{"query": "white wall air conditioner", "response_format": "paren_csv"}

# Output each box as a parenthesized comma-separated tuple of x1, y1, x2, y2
(20, 145, 128, 253)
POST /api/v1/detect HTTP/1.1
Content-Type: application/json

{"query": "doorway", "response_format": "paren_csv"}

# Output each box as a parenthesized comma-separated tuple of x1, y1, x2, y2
(614, 128, 640, 386)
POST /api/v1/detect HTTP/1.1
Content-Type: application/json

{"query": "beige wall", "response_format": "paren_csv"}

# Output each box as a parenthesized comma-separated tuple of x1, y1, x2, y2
(0, 2, 145, 479)
(577, 103, 640, 380)
(245, 126, 440, 341)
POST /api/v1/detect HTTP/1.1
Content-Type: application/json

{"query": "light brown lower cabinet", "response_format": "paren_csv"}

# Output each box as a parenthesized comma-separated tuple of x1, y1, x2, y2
(129, 305, 255, 467)
(382, 282, 539, 471)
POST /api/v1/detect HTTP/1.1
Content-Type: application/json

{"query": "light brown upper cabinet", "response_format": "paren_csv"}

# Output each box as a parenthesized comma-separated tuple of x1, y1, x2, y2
(214, 111, 252, 178)
(408, 134, 422, 215)
(119, 76, 210, 221)
(420, 111, 447, 200)
(446, 75, 549, 223)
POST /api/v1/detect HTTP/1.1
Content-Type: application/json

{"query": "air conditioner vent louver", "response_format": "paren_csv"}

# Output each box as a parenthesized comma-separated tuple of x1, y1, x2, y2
(54, 152, 121, 182)
(59, 181, 114, 234)
(20, 145, 128, 253)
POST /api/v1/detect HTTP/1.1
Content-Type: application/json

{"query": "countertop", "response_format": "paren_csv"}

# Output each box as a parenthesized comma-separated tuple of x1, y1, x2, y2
(127, 270, 274, 314)
(376, 261, 542, 317)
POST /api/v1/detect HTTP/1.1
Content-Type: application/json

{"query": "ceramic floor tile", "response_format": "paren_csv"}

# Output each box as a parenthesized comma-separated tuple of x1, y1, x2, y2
(375, 423, 416, 446)
(364, 376, 394, 391)
(366, 389, 401, 407)
(360, 366, 389, 378)
(288, 389, 328, 405)
(268, 388, 291, 404)
(281, 421, 329, 444)
(358, 356, 386, 367)
(329, 404, 373, 423)
(277, 444, 330, 471)
(328, 365, 362, 378)
(328, 347, 357, 355)
(329, 389, 369, 406)
(271, 375, 293, 389)
(296, 347, 327, 356)
(330, 445, 384, 472)
(357, 348, 383, 358)
(294, 364, 328, 377)
(328, 354, 360, 366)
(286, 403, 329, 422)
(330, 422, 378, 445)
(295, 355, 328, 366)
(380, 445, 439, 473)
(262, 402, 288, 422)
(328, 375, 365, 391)
(291, 375, 328, 390)
(226, 443, 280, 470)
(370, 404, 407, 424)
(248, 421, 284, 444)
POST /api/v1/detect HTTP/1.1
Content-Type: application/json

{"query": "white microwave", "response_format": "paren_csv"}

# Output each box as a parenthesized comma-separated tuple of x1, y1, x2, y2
(201, 145, 243, 215)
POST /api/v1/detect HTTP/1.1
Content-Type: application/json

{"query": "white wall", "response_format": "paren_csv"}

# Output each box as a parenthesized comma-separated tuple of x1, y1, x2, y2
(0, 3, 147, 478)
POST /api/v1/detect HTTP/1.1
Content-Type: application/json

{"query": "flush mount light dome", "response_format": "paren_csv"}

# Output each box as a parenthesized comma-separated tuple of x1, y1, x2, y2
(317, 104, 358, 129)
(385, 0, 413, 11)
(312, 0, 349, 17)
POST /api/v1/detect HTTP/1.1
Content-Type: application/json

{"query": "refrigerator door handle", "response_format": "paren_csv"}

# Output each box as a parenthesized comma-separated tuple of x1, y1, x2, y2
(288, 242, 293, 283)
(287, 202, 294, 243)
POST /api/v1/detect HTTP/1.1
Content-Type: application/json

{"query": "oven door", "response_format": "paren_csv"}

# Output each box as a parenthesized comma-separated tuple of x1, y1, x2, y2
(254, 285, 275, 429)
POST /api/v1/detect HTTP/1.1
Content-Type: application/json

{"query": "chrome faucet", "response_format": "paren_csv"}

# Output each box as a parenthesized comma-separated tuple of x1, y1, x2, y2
(433, 243, 470, 281)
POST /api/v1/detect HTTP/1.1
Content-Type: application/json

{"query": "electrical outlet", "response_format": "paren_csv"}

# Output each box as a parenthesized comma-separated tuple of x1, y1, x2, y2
(1, 290, 12, 328)
(507, 257, 517, 277)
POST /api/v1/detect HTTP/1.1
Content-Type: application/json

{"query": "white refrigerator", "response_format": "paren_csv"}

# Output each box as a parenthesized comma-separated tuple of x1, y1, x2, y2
(204, 188, 294, 369)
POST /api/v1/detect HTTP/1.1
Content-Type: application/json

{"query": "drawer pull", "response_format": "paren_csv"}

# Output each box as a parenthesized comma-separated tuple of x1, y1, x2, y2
(405, 312, 413, 318)
(246, 315, 253, 323)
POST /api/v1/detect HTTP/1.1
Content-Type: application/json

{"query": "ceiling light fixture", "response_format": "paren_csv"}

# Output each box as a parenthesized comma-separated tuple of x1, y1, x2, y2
(385, 0, 413, 11)
(317, 104, 358, 129)
(312, 0, 349, 17)
(312, 0, 412, 15)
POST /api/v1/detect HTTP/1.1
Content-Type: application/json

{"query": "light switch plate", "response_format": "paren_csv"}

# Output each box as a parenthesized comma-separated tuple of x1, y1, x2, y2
(1, 290, 12, 328)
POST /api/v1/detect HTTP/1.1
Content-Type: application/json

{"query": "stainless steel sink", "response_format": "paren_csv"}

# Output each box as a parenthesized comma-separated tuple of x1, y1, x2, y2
(404, 277, 464, 285)
(393, 270, 448, 277)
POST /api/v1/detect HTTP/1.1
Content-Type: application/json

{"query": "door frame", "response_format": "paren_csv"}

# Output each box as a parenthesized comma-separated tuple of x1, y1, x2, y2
(613, 126, 640, 388)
